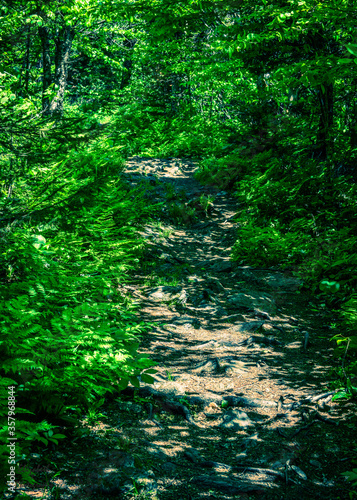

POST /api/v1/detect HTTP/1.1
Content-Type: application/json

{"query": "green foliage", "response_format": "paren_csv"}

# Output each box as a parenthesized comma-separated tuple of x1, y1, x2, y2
(197, 194, 215, 216)
(342, 468, 357, 488)
(196, 146, 257, 189)
(167, 201, 196, 225)
(231, 222, 311, 268)
(2, 0, 357, 486)
(341, 452, 357, 499)
(228, 151, 357, 286)
(85, 397, 106, 424)
(111, 106, 227, 158)
(320, 281, 341, 294)
(329, 296, 357, 401)
(0, 132, 157, 490)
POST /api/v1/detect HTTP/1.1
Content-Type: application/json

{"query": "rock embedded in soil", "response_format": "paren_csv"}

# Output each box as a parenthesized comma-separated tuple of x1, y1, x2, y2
(161, 462, 177, 473)
(146, 285, 182, 301)
(257, 271, 303, 290)
(220, 409, 254, 429)
(210, 260, 233, 272)
(233, 321, 264, 333)
(191, 358, 222, 374)
(172, 315, 196, 326)
(227, 291, 277, 315)
(184, 447, 204, 463)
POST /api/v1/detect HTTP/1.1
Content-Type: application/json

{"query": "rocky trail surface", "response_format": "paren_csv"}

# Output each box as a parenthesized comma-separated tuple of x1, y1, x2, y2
(23, 158, 356, 500)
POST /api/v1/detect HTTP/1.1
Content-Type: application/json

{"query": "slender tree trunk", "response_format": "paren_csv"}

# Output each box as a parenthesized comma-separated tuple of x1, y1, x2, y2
(39, 26, 52, 115)
(120, 37, 135, 90)
(308, 30, 334, 161)
(49, 27, 75, 117)
(186, 70, 193, 116)
(315, 82, 333, 160)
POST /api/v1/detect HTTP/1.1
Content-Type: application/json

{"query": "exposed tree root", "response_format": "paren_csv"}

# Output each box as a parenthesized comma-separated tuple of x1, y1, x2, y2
(191, 475, 268, 494)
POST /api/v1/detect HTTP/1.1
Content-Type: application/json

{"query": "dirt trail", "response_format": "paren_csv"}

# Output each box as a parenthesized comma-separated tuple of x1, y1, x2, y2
(115, 158, 355, 499)
(25, 158, 355, 500)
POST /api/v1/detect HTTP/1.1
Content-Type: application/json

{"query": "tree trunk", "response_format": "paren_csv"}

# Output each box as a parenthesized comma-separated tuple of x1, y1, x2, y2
(38, 26, 52, 115)
(49, 27, 75, 117)
(120, 37, 135, 90)
(314, 82, 333, 160)
(307, 30, 334, 161)
(186, 70, 193, 116)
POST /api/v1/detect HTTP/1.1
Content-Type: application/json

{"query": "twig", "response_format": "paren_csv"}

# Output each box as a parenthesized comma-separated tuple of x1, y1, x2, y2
(277, 396, 284, 413)
(341, 337, 351, 379)
(151, 418, 163, 428)
(147, 402, 153, 419)
(146, 402, 163, 428)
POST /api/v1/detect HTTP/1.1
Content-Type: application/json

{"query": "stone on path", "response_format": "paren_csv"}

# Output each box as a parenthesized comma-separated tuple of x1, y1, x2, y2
(220, 409, 254, 430)
(227, 291, 277, 315)
(146, 286, 182, 301)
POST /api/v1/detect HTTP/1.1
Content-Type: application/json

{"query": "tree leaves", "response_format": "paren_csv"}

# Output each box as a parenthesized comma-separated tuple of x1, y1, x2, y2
(319, 280, 340, 294)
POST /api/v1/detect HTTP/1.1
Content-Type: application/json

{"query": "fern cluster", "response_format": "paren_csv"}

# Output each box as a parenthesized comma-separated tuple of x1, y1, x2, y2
(231, 155, 357, 291)
(0, 136, 156, 487)
(110, 105, 227, 158)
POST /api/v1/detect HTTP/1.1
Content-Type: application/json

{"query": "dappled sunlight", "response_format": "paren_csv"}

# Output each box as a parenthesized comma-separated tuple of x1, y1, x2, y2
(3, 1, 357, 497)
(70, 156, 352, 499)
(6, 155, 355, 499)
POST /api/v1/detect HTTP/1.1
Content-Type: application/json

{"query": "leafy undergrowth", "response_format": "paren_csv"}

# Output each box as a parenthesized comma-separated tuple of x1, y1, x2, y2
(103, 105, 229, 159)
(0, 136, 158, 490)
(7, 156, 356, 500)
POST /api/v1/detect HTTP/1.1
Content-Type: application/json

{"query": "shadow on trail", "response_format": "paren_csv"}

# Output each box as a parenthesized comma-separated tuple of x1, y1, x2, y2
(113, 157, 353, 499)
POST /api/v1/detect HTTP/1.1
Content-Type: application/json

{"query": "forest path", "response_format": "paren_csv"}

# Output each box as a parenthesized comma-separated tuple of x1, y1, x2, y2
(113, 158, 353, 499)
(42, 158, 354, 500)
